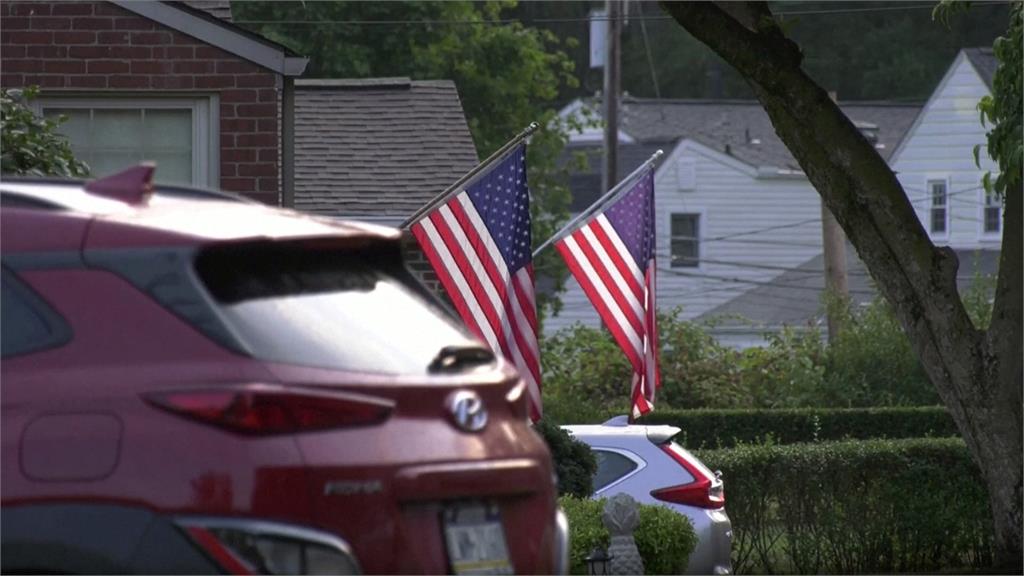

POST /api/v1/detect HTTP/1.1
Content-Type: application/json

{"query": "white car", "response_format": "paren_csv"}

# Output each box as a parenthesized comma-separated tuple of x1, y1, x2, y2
(563, 416, 733, 575)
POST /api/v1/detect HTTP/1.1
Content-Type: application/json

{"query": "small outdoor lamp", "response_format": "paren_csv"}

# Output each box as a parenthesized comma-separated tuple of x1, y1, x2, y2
(585, 547, 613, 575)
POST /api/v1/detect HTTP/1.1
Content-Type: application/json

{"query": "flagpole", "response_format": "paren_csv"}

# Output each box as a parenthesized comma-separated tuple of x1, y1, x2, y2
(531, 148, 662, 259)
(400, 121, 540, 229)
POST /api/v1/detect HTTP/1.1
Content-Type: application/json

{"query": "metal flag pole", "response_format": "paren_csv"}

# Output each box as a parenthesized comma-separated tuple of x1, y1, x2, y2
(400, 121, 540, 229)
(532, 148, 662, 259)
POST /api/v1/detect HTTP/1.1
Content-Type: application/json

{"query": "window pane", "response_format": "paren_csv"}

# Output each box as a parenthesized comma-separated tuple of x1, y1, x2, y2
(930, 181, 946, 206)
(150, 151, 192, 185)
(985, 207, 1000, 233)
(93, 109, 143, 146)
(671, 214, 700, 267)
(145, 109, 192, 150)
(196, 246, 477, 375)
(931, 208, 946, 234)
(90, 151, 143, 178)
(593, 450, 639, 491)
(45, 108, 91, 147)
(1, 270, 70, 358)
(671, 214, 696, 237)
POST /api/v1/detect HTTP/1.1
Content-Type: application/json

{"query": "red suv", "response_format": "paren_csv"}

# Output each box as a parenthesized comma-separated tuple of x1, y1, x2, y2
(0, 167, 568, 575)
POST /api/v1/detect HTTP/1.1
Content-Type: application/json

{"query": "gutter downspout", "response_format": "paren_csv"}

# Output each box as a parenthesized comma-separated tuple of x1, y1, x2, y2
(282, 75, 296, 208)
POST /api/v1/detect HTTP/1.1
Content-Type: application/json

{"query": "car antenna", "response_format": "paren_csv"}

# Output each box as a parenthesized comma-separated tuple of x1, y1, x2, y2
(84, 162, 156, 205)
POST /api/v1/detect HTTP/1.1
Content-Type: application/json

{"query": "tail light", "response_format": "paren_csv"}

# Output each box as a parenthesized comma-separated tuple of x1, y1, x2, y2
(650, 443, 725, 509)
(145, 384, 393, 435)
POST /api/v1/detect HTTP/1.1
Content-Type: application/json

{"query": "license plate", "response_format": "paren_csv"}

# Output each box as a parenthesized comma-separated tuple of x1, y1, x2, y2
(442, 502, 513, 575)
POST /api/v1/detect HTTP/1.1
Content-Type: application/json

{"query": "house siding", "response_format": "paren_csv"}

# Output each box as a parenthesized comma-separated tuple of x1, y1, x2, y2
(891, 53, 1000, 249)
(0, 0, 281, 204)
(546, 141, 824, 335)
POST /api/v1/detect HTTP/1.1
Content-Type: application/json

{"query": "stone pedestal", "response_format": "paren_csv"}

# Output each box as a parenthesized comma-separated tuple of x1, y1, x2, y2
(602, 493, 644, 575)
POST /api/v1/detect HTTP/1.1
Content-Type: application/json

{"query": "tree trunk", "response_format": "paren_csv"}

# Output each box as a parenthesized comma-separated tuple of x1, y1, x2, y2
(660, 2, 1022, 570)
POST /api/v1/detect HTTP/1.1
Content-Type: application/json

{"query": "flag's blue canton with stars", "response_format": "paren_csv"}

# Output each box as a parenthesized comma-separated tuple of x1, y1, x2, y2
(465, 145, 531, 272)
(605, 171, 655, 268)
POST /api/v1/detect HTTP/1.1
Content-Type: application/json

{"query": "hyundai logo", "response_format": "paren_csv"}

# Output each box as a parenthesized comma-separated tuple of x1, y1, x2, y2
(446, 390, 488, 432)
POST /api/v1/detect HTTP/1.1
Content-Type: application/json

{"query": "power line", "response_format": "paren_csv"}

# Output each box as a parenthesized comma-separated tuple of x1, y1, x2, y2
(233, 1, 1006, 26)
(656, 267, 879, 296)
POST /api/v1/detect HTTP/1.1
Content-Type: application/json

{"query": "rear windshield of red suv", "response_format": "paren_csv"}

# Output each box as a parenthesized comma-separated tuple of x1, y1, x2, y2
(195, 241, 481, 375)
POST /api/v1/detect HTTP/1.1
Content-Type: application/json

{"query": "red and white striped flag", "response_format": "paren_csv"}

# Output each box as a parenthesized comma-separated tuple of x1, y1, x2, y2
(555, 169, 661, 418)
(410, 144, 543, 421)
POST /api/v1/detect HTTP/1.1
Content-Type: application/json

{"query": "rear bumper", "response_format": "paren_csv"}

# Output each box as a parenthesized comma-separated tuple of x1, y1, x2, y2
(685, 507, 733, 575)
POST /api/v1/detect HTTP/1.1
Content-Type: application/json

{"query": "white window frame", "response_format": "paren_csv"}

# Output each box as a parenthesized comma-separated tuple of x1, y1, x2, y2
(32, 95, 219, 188)
(926, 177, 950, 239)
(669, 211, 703, 269)
(978, 186, 1002, 241)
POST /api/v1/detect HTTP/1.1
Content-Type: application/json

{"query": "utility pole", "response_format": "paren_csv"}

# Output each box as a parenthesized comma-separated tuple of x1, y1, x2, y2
(602, 0, 621, 195)
(822, 92, 849, 343)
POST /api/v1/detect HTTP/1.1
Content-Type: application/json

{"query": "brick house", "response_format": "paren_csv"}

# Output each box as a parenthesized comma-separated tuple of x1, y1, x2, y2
(0, 0, 307, 205)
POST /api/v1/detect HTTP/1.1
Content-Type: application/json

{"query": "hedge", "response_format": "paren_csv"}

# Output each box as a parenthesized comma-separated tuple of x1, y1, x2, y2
(624, 405, 956, 449)
(559, 496, 697, 575)
(696, 437, 993, 574)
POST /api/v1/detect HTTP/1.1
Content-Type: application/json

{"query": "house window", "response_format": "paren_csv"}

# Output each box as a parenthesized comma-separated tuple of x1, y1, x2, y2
(929, 180, 947, 235)
(983, 189, 1001, 235)
(670, 213, 700, 268)
(36, 97, 217, 187)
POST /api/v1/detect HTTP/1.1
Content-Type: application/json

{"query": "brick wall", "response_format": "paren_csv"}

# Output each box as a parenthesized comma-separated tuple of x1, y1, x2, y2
(401, 232, 455, 307)
(0, 0, 281, 204)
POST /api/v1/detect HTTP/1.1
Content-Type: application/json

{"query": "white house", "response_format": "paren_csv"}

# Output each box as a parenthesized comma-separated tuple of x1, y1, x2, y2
(548, 98, 920, 342)
(548, 48, 999, 348)
(889, 48, 1002, 248)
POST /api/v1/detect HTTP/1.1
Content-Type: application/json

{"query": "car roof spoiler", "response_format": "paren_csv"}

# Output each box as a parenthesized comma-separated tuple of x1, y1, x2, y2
(84, 163, 155, 205)
(601, 415, 681, 444)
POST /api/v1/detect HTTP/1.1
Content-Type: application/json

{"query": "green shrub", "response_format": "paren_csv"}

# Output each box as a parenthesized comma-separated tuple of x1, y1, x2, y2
(696, 437, 993, 574)
(559, 496, 697, 575)
(1, 86, 89, 177)
(823, 297, 937, 407)
(636, 405, 959, 449)
(558, 496, 608, 574)
(533, 419, 596, 497)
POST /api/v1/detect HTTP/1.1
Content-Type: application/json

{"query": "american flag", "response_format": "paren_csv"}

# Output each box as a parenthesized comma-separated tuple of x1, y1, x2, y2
(554, 170, 661, 418)
(410, 145, 542, 421)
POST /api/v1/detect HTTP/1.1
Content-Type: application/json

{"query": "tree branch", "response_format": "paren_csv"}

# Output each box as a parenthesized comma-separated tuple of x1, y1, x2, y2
(989, 180, 1022, 404)
(659, 0, 982, 407)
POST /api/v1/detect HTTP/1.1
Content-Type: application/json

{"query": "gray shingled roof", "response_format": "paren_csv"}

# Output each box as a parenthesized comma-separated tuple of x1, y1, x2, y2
(698, 249, 1000, 328)
(562, 98, 920, 212)
(619, 98, 920, 170)
(294, 78, 479, 219)
(964, 47, 997, 90)
(177, 0, 232, 21)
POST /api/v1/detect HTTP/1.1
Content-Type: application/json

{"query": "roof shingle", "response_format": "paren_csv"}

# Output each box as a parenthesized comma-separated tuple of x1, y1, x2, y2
(294, 79, 479, 219)
(964, 47, 997, 90)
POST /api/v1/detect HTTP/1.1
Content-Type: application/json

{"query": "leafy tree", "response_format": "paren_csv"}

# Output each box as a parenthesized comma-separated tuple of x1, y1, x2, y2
(532, 419, 596, 498)
(660, 1, 1021, 569)
(1, 87, 88, 178)
(232, 0, 583, 322)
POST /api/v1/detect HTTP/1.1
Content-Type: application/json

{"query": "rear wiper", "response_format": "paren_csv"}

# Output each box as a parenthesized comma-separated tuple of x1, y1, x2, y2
(428, 345, 495, 373)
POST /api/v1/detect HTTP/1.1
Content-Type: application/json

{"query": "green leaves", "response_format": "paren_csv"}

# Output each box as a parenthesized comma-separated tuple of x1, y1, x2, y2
(558, 495, 698, 575)
(1, 86, 89, 178)
(532, 419, 597, 498)
(977, 2, 1023, 198)
(697, 437, 993, 573)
